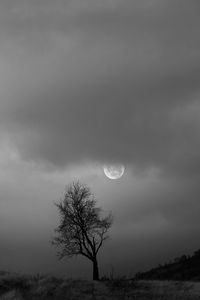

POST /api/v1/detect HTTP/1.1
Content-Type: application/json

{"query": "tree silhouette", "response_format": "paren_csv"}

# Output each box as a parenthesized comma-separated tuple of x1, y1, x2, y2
(52, 181, 113, 280)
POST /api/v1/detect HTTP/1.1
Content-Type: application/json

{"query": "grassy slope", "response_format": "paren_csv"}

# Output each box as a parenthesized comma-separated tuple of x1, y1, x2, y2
(135, 249, 200, 281)
(0, 271, 200, 299)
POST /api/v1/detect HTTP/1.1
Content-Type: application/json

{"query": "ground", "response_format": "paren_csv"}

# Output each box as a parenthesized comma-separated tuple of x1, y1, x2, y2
(0, 272, 200, 299)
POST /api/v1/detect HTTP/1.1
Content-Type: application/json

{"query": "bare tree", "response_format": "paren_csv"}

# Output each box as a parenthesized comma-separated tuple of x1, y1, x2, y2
(52, 181, 113, 280)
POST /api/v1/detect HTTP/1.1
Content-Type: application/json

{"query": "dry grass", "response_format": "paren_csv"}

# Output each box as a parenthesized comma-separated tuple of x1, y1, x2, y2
(0, 272, 200, 299)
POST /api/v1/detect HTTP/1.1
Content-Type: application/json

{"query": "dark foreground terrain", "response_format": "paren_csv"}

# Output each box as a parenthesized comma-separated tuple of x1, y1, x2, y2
(0, 271, 200, 300)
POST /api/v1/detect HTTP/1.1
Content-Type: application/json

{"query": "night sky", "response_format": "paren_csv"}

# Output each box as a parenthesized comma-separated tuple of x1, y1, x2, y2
(0, 0, 200, 278)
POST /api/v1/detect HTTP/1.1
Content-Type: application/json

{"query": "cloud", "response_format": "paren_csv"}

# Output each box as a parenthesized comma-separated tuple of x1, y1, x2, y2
(1, 0, 200, 277)
(0, 0, 200, 174)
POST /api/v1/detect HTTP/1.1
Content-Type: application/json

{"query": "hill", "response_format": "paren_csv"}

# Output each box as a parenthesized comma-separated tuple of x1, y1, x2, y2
(135, 249, 200, 281)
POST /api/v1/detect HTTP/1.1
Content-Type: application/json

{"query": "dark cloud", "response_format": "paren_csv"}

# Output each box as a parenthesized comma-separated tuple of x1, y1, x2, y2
(0, 1, 199, 174)
(0, 0, 200, 175)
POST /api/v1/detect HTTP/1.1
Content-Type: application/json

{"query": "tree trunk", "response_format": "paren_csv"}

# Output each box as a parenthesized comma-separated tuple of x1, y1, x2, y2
(92, 258, 99, 281)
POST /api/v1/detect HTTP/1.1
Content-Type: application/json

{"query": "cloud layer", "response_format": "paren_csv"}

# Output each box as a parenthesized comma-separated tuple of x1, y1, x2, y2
(0, 0, 200, 174)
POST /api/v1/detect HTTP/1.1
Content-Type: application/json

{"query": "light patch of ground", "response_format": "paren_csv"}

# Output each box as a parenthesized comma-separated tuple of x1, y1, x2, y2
(0, 290, 23, 300)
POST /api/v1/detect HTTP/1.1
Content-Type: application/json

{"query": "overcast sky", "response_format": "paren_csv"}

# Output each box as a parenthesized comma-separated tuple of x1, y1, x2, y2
(0, 0, 200, 279)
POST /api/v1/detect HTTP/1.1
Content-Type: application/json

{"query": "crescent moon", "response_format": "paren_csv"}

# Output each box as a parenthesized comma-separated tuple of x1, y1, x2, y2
(103, 164, 125, 180)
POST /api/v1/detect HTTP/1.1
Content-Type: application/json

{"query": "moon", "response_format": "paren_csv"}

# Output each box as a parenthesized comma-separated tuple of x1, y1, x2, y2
(103, 164, 125, 180)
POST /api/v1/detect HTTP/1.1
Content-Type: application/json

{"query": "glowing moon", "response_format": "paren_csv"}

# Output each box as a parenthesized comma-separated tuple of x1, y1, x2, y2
(103, 164, 125, 180)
